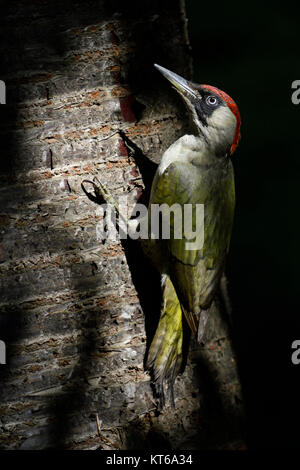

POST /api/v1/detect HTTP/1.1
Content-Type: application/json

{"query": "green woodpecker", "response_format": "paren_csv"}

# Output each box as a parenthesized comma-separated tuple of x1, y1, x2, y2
(144, 64, 241, 405)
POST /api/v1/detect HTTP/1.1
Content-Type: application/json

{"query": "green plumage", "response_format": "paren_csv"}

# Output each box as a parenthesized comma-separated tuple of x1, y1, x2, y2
(144, 153, 235, 403)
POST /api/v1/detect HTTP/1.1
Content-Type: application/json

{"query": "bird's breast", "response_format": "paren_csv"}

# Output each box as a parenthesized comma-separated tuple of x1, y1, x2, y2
(158, 134, 208, 175)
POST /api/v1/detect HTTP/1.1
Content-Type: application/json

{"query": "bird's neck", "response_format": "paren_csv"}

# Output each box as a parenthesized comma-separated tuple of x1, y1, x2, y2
(158, 134, 227, 175)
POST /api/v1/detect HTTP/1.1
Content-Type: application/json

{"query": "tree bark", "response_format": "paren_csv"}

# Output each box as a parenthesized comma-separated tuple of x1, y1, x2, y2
(0, 0, 244, 449)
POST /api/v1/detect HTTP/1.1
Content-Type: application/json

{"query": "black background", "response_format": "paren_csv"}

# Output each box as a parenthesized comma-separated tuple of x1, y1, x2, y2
(186, 0, 300, 448)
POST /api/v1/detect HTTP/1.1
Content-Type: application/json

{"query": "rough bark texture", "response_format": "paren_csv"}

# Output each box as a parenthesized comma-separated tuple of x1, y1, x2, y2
(0, 0, 244, 450)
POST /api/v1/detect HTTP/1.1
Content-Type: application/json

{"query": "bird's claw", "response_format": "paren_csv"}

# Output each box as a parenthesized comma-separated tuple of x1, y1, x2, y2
(81, 177, 120, 216)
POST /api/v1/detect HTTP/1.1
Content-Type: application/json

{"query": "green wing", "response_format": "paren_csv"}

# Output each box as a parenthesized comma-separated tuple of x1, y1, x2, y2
(148, 160, 235, 335)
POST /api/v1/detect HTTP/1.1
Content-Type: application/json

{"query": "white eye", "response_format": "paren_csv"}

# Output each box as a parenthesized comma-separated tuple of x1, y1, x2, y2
(206, 95, 217, 106)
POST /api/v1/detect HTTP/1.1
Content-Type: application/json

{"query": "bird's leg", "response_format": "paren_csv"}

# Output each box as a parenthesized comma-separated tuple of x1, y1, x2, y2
(82, 176, 128, 230)
(83, 176, 121, 215)
(82, 177, 141, 241)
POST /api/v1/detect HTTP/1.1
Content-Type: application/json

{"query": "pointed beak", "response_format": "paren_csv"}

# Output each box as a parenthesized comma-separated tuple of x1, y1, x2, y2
(154, 64, 198, 100)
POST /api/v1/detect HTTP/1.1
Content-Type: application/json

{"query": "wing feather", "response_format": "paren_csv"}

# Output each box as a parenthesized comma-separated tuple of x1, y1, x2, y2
(148, 160, 235, 335)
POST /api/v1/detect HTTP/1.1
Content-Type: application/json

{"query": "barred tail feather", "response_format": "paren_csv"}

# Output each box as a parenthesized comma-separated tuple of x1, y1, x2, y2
(146, 275, 183, 407)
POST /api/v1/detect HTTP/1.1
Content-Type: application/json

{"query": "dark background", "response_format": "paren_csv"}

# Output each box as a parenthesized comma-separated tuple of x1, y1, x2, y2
(186, 0, 300, 448)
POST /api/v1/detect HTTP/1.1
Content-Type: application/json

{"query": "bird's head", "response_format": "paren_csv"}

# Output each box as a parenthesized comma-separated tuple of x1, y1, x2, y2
(154, 64, 241, 157)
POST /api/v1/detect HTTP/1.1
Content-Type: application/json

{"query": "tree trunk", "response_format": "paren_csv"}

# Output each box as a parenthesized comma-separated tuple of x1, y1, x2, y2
(0, 0, 244, 450)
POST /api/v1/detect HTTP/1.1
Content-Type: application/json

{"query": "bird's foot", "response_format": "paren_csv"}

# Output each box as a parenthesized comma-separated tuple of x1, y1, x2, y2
(81, 176, 120, 215)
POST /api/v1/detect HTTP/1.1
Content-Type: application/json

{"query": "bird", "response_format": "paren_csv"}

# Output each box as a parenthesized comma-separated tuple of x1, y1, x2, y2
(143, 64, 241, 406)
